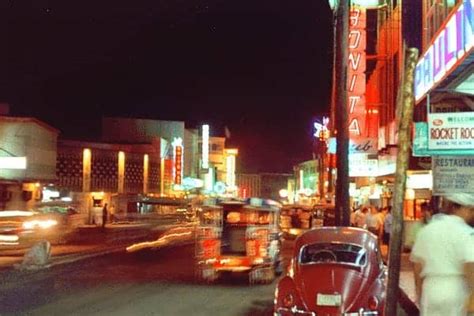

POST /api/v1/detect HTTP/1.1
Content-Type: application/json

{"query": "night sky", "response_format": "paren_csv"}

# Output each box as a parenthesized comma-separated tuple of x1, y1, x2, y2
(5, 0, 333, 173)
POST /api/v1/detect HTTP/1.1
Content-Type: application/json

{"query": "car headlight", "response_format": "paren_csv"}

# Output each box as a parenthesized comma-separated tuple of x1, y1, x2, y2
(23, 219, 58, 230)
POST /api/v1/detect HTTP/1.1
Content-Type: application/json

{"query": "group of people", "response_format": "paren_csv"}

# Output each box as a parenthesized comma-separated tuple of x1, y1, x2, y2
(350, 205, 392, 245)
(351, 198, 473, 316)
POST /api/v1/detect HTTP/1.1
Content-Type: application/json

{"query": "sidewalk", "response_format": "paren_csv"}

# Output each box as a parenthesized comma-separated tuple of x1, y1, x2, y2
(382, 245, 419, 315)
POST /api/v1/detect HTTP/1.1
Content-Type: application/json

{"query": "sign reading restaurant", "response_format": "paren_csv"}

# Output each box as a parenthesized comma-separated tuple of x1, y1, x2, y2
(428, 112, 474, 149)
(432, 156, 474, 194)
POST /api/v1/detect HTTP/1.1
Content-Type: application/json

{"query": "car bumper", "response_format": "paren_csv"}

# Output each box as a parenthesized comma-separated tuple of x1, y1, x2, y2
(274, 307, 378, 316)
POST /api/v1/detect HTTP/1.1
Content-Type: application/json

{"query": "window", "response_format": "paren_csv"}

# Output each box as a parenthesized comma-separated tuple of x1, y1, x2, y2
(300, 243, 367, 266)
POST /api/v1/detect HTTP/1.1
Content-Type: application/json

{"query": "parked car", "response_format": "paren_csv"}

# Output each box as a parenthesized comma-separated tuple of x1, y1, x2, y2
(274, 227, 386, 316)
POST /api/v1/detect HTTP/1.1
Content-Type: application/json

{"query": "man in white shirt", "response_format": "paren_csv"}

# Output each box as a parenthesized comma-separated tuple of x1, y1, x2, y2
(354, 206, 369, 229)
(410, 193, 474, 316)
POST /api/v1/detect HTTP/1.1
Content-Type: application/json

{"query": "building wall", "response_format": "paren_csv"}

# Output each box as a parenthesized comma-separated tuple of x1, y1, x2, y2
(57, 140, 161, 194)
(236, 173, 261, 197)
(422, 0, 462, 51)
(198, 136, 227, 182)
(0, 117, 58, 181)
(184, 129, 199, 178)
(260, 173, 293, 201)
(0, 117, 59, 210)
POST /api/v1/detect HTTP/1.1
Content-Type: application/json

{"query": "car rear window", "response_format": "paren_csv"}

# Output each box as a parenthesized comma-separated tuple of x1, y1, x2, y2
(300, 242, 366, 266)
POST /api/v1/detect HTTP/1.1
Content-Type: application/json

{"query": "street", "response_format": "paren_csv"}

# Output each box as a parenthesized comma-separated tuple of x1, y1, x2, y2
(0, 243, 278, 316)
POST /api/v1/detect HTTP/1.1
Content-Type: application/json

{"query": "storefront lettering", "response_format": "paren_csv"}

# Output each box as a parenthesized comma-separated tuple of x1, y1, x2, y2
(351, 140, 373, 152)
(435, 157, 474, 167)
(430, 127, 459, 139)
(460, 127, 474, 139)
(347, 6, 367, 139)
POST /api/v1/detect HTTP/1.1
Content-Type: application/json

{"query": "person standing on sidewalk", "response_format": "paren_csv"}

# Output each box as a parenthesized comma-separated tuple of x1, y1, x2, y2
(410, 193, 474, 316)
(102, 203, 108, 229)
(383, 206, 392, 246)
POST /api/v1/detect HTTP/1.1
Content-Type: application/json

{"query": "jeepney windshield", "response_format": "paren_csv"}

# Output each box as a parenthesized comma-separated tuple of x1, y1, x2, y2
(224, 209, 273, 225)
(280, 208, 311, 229)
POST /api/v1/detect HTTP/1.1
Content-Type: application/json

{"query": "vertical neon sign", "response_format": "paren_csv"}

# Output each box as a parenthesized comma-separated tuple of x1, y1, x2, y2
(202, 125, 209, 169)
(172, 137, 183, 185)
(347, 6, 367, 138)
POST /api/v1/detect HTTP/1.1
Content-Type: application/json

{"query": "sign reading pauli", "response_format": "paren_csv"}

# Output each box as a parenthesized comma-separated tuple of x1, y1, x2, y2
(428, 112, 474, 150)
(432, 156, 474, 194)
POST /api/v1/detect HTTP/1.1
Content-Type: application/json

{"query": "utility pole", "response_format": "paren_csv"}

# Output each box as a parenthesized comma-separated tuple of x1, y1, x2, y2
(384, 46, 419, 316)
(334, 0, 349, 226)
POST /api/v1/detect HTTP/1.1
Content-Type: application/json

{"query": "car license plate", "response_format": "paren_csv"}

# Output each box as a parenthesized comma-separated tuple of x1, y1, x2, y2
(316, 293, 342, 306)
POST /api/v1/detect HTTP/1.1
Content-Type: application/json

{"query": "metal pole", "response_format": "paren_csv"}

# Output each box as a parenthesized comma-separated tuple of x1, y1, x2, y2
(334, 0, 350, 226)
(384, 47, 419, 316)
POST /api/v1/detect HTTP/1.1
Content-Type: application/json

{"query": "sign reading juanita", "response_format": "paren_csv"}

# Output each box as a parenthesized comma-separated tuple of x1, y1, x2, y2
(428, 112, 474, 150)
(432, 156, 474, 194)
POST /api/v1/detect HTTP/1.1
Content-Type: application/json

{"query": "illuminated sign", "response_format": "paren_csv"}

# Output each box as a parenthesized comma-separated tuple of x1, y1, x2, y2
(172, 137, 183, 185)
(226, 153, 236, 188)
(428, 112, 474, 150)
(413, 122, 474, 156)
(182, 177, 204, 189)
(347, 6, 367, 138)
(415, 0, 474, 101)
(0, 156, 27, 169)
(313, 117, 330, 138)
(328, 137, 378, 154)
(214, 181, 226, 195)
(432, 156, 474, 194)
(202, 125, 209, 169)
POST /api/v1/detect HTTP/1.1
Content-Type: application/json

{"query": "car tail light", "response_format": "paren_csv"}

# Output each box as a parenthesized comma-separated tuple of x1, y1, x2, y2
(283, 293, 294, 307)
(368, 296, 379, 310)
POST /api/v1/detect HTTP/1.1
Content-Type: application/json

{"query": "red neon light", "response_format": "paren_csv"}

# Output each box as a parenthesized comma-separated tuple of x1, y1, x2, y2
(174, 146, 182, 185)
(347, 6, 367, 138)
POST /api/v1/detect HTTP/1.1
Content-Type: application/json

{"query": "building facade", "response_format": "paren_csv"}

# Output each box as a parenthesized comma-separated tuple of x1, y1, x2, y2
(0, 116, 59, 210)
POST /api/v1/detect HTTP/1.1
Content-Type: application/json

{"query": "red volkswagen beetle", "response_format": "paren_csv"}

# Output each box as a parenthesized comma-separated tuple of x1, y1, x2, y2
(274, 227, 386, 316)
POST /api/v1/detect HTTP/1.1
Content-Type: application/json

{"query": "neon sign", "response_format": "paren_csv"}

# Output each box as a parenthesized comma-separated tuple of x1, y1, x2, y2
(415, 0, 474, 101)
(202, 125, 209, 169)
(313, 117, 330, 138)
(347, 6, 367, 137)
(172, 137, 183, 185)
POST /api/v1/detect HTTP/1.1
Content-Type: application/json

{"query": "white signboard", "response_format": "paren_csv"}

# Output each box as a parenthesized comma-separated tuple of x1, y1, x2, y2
(428, 112, 474, 150)
(349, 153, 378, 177)
(432, 156, 474, 194)
(0, 157, 27, 169)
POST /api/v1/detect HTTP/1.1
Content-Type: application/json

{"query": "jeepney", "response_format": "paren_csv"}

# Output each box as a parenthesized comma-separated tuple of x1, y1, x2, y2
(195, 198, 282, 284)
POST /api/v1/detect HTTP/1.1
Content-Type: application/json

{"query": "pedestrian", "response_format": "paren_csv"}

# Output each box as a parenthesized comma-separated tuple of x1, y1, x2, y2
(383, 206, 392, 246)
(365, 206, 383, 237)
(354, 206, 369, 228)
(102, 203, 108, 228)
(410, 193, 474, 316)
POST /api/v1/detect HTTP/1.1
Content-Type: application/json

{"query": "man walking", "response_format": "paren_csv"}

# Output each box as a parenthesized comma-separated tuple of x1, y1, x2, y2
(410, 193, 474, 316)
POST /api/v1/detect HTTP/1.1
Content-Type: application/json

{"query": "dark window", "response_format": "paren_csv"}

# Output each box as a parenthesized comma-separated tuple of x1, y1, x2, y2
(300, 242, 367, 266)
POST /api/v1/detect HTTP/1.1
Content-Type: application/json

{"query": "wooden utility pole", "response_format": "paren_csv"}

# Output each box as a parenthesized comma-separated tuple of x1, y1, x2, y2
(334, 0, 350, 226)
(384, 47, 419, 316)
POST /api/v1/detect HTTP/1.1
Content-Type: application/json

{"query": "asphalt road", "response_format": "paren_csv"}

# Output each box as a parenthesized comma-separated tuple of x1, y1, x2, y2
(0, 243, 283, 316)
